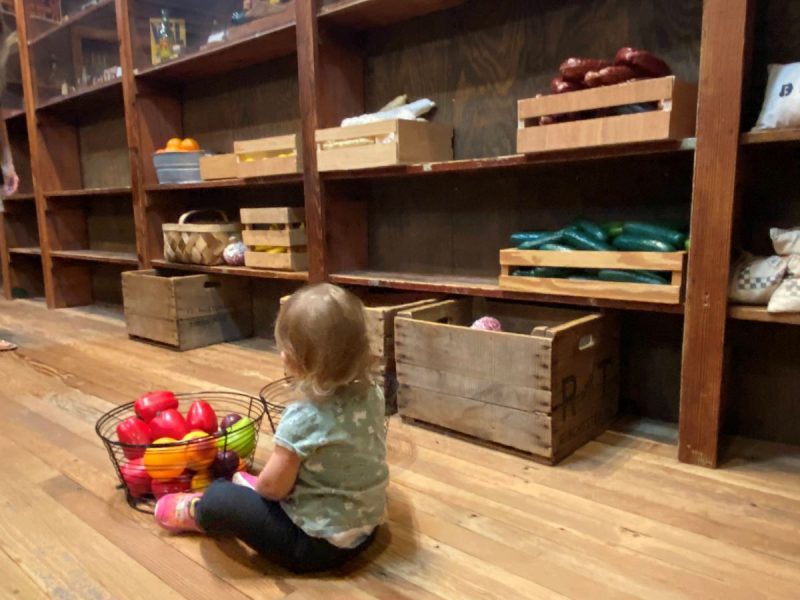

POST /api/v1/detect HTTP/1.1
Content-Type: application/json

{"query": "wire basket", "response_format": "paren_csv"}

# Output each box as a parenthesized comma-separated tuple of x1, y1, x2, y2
(259, 377, 390, 436)
(95, 392, 267, 512)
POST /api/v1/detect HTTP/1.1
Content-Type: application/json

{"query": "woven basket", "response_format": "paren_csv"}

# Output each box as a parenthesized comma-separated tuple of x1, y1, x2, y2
(162, 210, 242, 266)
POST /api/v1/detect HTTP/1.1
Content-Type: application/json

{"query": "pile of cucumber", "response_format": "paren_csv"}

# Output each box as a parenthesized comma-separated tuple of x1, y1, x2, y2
(510, 220, 689, 286)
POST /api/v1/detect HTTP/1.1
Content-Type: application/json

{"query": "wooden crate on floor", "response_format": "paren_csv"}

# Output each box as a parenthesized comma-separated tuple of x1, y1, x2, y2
(235, 134, 301, 178)
(316, 119, 453, 172)
(241, 207, 307, 271)
(499, 248, 687, 304)
(122, 270, 253, 351)
(395, 298, 619, 464)
(281, 290, 439, 413)
(517, 76, 697, 154)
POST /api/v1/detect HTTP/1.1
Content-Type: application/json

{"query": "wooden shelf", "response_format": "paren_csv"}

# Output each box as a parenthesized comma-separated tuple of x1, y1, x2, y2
(36, 78, 123, 120)
(150, 259, 308, 281)
(45, 187, 131, 199)
(741, 128, 800, 145)
(134, 19, 296, 82)
(50, 249, 138, 266)
(321, 139, 696, 181)
(329, 270, 684, 313)
(319, 0, 465, 29)
(27, 0, 115, 47)
(3, 193, 35, 202)
(144, 176, 302, 193)
(8, 247, 41, 256)
(3, 107, 25, 122)
(728, 305, 800, 326)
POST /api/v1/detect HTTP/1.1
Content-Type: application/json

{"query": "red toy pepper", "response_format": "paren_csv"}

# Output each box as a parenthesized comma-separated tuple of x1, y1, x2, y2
(149, 408, 189, 441)
(116, 416, 152, 459)
(186, 400, 218, 435)
(134, 390, 177, 422)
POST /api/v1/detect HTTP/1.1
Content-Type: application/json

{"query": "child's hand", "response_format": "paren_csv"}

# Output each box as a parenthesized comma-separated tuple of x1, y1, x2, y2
(232, 471, 258, 490)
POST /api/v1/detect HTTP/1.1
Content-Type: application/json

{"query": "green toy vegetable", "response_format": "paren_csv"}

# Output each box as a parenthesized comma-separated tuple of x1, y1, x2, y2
(612, 234, 676, 252)
(510, 231, 548, 246)
(622, 222, 686, 247)
(517, 231, 564, 250)
(562, 228, 613, 251)
(539, 243, 575, 251)
(603, 221, 625, 238)
(598, 269, 669, 285)
(573, 219, 609, 243)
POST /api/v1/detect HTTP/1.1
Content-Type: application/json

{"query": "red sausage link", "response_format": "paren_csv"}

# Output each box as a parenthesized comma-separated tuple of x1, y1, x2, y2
(583, 70, 604, 87)
(550, 76, 585, 94)
(614, 47, 671, 77)
(560, 58, 610, 82)
(598, 65, 638, 85)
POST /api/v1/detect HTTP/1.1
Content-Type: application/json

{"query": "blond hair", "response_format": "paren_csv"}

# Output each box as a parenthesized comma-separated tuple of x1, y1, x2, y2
(275, 283, 372, 400)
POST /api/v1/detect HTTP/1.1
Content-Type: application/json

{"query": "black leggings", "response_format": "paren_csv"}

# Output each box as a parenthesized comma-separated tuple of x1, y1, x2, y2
(195, 480, 374, 573)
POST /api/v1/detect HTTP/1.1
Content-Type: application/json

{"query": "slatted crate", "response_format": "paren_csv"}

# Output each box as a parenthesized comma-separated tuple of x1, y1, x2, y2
(517, 76, 697, 154)
(241, 207, 307, 271)
(395, 299, 619, 464)
(235, 134, 301, 178)
(499, 248, 688, 304)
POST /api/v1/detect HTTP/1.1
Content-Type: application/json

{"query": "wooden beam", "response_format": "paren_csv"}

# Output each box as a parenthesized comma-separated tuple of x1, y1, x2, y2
(679, 0, 753, 467)
(296, 0, 365, 282)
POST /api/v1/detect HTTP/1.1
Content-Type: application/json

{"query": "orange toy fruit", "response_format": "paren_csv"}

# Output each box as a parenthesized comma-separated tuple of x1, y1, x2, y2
(191, 470, 213, 492)
(179, 138, 200, 151)
(143, 437, 187, 479)
(182, 430, 217, 470)
(166, 137, 182, 151)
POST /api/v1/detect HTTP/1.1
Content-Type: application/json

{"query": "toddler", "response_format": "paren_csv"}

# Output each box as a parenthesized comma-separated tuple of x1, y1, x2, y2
(155, 284, 389, 573)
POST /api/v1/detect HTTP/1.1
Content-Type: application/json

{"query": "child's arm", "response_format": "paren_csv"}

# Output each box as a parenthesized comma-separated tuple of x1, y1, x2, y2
(254, 444, 301, 501)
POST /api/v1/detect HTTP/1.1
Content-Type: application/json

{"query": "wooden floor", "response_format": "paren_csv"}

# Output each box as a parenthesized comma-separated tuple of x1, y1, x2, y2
(1, 299, 799, 600)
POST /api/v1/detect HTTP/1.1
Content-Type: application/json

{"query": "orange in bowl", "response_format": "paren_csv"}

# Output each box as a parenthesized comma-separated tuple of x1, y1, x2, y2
(180, 138, 200, 152)
(166, 137, 182, 151)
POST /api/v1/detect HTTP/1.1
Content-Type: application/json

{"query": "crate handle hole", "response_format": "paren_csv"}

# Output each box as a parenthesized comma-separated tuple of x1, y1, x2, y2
(579, 335, 595, 351)
(204, 281, 221, 289)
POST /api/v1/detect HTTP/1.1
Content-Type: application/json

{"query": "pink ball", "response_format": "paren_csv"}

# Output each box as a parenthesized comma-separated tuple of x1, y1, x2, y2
(470, 316, 502, 332)
(223, 241, 246, 266)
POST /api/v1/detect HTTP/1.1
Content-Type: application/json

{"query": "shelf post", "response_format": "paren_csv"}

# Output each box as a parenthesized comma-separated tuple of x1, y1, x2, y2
(679, 0, 753, 467)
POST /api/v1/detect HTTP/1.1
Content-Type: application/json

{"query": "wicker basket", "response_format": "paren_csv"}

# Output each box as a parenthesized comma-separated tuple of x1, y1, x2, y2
(162, 210, 242, 266)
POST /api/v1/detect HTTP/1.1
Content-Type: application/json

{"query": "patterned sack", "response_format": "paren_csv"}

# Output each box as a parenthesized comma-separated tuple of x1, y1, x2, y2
(754, 63, 800, 129)
(770, 227, 800, 255)
(729, 253, 788, 305)
(768, 255, 800, 313)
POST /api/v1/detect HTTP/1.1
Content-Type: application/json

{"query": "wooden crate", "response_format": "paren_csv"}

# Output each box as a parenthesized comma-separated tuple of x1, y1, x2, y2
(395, 299, 620, 464)
(280, 291, 439, 414)
(517, 76, 698, 154)
(241, 207, 307, 271)
(122, 270, 253, 351)
(316, 119, 453, 172)
(499, 248, 687, 304)
(200, 154, 238, 181)
(234, 134, 301, 178)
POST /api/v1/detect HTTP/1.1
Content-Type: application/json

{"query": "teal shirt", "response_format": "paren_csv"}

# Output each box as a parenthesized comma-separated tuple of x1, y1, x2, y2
(274, 382, 389, 542)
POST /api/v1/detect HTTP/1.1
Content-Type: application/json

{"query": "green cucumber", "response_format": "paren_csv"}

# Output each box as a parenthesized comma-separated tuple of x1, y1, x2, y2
(539, 243, 575, 251)
(511, 267, 572, 278)
(573, 219, 609, 243)
(612, 234, 676, 252)
(510, 231, 548, 246)
(622, 222, 686, 247)
(684, 238, 690, 251)
(603, 221, 625, 238)
(562, 228, 613, 251)
(517, 231, 564, 250)
(568, 273, 600, 281)
(598, 269, 669, 285)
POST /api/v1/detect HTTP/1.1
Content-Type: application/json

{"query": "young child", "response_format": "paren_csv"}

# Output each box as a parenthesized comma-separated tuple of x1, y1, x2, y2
(155, 284, 389, 573)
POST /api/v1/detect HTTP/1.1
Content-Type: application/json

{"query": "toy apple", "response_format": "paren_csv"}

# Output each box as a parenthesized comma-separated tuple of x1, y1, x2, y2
(152, 473, 193, 499)
(217, 416, 256, 457)
(144, 437, 187, 479)
(120, 458, 152, 498)
(116, 416, 152, 459)
(186, 400, 218, 435)
(211, 450, 240, 480)
(134, 391, 177, 422)
(149, 408, 189, 440)
(182, 430, 217, 470)
(220, 413, 242, 431)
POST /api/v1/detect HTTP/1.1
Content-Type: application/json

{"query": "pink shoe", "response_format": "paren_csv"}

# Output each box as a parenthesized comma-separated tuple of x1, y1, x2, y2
(232, 471, 257, 490)
(154, 492, 203, 533)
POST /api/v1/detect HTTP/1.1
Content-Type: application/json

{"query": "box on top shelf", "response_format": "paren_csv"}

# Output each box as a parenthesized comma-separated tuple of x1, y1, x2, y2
(235, 134, 301, 179)
(241, 207, 307, 272)
(395, 298, 620, 464)
(517, 76, 698, 154)
(316, 119, 454, 172)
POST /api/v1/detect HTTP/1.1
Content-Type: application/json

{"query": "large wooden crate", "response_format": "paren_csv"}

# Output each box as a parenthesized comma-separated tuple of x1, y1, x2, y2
(499, 248, 687, 304)
(395, 299, 619, 463)
(280, 291, 438, 413)
(122, 270, 253, 351)
(517, 76, 697, 154)
(316, 119, 453, 172)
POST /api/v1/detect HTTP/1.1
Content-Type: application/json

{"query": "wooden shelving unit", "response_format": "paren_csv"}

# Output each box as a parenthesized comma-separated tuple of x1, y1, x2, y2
(1, 0, 797, 468)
